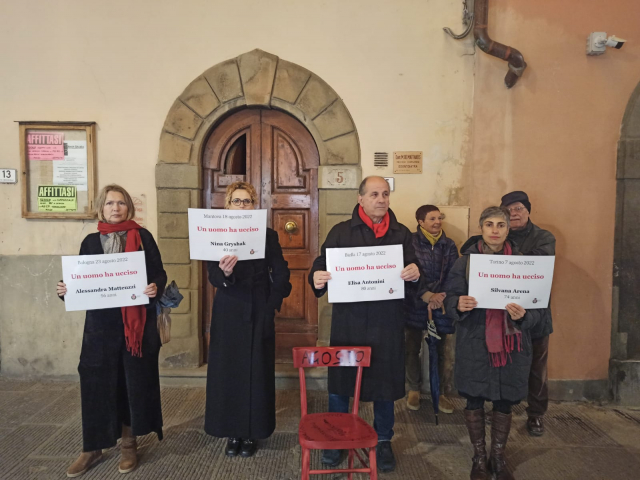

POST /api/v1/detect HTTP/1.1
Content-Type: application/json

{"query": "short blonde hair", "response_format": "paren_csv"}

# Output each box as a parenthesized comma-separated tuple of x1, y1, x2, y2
(95, 184, 135, 222)
(225, 181, 258, 209)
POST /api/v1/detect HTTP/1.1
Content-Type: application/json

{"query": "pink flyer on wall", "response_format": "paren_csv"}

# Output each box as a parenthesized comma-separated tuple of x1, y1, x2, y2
(27, 131, 65, 160)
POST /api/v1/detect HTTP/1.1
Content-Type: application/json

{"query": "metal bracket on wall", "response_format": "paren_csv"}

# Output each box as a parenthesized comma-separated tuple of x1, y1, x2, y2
(443, 0, 475, 39)
(443, 0, 527, 89)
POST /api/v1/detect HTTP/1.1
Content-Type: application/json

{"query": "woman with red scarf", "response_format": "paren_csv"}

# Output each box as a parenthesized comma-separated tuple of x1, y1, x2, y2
(57, 184, 166, 478)
(443, 206, 542, 480)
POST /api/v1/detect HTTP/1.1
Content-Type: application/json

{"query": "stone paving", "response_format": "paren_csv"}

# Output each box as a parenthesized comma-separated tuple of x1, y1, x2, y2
(1, 377, 640, 479)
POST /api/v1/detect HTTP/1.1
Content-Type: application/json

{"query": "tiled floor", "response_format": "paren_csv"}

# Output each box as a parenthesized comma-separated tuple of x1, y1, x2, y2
(1, 377, 640, 479)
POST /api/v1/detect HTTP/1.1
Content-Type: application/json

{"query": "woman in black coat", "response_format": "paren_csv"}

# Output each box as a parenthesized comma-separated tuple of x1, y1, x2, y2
(404, 204, 459, 412)
(204, 181, 291, 458)
(57, 184, 166, 478)
(443, 206, 542, 480)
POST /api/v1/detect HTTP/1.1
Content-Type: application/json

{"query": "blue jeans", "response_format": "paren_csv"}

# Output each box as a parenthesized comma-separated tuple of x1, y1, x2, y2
(328, 393, 394, 442)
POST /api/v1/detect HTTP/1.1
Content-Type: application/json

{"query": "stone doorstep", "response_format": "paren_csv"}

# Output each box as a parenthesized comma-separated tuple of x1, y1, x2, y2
(159, 364, 328, 390)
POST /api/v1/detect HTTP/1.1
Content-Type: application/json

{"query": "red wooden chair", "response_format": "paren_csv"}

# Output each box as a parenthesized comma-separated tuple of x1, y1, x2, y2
(293, 346, 378, 480)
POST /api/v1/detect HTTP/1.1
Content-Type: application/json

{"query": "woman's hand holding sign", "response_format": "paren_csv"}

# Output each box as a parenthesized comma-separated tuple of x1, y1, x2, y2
(57, 281, 67, 297)
(219, 255, 238, 277)
(313, 270, 332, 289)
(458, 295, 478, 312)
(143, 283, 158, 298)
(505, 303, 526, 321)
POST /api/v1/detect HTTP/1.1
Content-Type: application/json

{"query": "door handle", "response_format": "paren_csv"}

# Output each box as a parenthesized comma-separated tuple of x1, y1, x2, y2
(284, 221, 298, 234)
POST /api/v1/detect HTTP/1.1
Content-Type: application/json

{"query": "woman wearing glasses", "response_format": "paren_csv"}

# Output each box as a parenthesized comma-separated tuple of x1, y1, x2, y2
(204, 181, 292, 458)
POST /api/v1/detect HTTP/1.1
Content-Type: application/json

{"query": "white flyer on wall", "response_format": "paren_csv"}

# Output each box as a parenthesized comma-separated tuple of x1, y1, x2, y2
(188, 208, 268, 261)
(61, 251, 149, 312)
(53, 140, 88, 191)
(326, 245, 405, 303)
(468, 255, 555, 309)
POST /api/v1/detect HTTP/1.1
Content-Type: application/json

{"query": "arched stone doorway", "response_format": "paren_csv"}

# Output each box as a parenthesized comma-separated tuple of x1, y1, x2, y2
(155, 49, 362, 369)
(610, 79, 640, 404)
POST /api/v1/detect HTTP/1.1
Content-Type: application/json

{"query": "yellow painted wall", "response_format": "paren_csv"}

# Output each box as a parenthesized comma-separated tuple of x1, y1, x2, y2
(468, 0, 640, 380)
(0, 0, 474, 254)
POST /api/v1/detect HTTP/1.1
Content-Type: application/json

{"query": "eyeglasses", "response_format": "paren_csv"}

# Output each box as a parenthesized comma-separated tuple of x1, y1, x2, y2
(231, 198, 253, 206)
(507, 206, 526, 213)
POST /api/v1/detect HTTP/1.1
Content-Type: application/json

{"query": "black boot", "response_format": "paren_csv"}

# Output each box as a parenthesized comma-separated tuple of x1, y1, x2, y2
(225, 438, 242, 457)
(489, 411, 514, 480)
(463, 409, 490, 480)
(376, 441, 396, 473)
(240, 439, 257, 458)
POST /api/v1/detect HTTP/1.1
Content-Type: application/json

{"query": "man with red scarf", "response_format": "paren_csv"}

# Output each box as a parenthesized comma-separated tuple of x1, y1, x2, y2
(309, 176, 420, 473)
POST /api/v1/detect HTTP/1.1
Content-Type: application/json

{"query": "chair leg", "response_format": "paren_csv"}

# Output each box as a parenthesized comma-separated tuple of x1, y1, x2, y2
(347, 449, 354, 480)
(369, 446, 378, 480)
(301, 447, 310, 480)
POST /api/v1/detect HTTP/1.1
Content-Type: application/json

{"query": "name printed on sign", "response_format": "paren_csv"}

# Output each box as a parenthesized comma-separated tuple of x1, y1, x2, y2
(300, 349, 367, 367)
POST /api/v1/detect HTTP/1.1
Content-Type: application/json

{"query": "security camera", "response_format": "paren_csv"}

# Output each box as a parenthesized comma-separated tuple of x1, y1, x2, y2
(587, 32, 627, 55)
(605, 35, 626, 49)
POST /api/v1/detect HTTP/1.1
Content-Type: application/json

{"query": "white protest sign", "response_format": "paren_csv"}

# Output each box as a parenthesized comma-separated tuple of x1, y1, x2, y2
(188, 208, 267, 261)
(61, 251, 149, 312)
(326, 245, 405, 303)
(468, 255, 555, 309)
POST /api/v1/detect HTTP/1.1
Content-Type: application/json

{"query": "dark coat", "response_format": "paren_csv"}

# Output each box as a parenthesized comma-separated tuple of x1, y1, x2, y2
(443, 236, 543, 402)
(507, 220, 556, 339)
(72, 229, 167, 452)
(405, 228, 459, 331)
(308, 206, 418, 402)
(204, 229, 291, 440)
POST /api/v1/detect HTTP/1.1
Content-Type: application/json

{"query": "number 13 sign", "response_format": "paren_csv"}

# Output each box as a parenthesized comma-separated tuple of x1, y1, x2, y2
(0, 169, 18, 184)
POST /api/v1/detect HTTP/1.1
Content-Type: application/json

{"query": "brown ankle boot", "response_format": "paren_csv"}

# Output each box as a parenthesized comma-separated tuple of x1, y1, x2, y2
(463, 409, 490, 480)
(66, 451, 102, 478)
(119, 425, 138, 474)
(489, 411, 514, 480)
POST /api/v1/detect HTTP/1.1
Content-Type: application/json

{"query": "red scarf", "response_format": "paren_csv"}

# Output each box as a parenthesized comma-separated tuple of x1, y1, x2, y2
(97, 220, 145, 357)
(358, 205, 390, 238)
(479, 240, 522, 367)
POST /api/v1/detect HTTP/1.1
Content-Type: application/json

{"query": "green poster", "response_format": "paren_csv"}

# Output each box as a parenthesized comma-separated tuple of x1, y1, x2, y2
(37, 185, 77, 212)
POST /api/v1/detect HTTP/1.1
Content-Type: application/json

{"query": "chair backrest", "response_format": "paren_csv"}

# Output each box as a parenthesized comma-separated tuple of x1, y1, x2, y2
(293, 346, 371, 417)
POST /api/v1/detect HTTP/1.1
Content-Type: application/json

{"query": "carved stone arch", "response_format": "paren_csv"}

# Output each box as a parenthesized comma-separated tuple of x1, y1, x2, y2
(610, 80, 640, 404)
(155, 49, 361, 368)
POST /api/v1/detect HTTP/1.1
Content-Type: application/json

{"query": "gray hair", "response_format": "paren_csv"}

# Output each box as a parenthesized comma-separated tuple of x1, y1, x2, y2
(358, 176, 391, 196)
(479, 206, 510, 228)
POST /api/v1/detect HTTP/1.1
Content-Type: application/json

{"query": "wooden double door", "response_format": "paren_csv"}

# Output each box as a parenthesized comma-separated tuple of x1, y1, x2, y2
(202, 109, 319, 363)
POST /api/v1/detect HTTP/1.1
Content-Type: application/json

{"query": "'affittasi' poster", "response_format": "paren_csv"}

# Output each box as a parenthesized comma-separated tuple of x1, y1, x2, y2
(37, 185, 77, 212)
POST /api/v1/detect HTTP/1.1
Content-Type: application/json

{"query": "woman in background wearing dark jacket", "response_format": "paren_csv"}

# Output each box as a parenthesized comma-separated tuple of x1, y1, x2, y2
(204, 181, 291, 458)
(444, 206, 542, 480)
(57, 184, 166, 477)
(404, 205, 458, 412)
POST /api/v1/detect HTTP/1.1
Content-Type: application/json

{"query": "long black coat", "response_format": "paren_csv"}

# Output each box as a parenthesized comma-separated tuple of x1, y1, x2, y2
(308, 206, 418, 402)
(204, 229, 291, 440)
(507, 220, 556, 339)
(72, 229, 167, 452)
(443, 236, 543, 402)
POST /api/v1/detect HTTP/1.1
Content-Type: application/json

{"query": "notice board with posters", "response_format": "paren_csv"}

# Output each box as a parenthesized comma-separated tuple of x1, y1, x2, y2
(19, 122, 97, 219)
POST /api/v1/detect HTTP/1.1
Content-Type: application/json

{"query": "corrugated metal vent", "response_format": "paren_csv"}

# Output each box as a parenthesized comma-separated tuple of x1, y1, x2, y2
(374, 152, 389, 167)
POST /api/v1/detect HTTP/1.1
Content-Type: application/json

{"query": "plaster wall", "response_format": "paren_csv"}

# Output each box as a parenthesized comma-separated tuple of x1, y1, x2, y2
(468, 0, 640, 382)
(0, 0, 473, 375)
